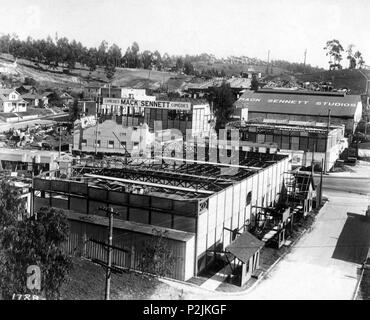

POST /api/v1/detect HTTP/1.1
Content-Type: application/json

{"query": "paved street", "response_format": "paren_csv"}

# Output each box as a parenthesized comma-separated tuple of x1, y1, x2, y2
(243, 190, 369, 300)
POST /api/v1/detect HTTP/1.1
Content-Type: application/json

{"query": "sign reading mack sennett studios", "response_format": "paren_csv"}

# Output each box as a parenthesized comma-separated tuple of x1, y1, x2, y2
(103, 98, 192, 111)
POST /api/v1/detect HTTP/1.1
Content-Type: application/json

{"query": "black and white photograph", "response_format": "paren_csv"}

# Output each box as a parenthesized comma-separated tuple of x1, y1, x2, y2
(0, 0, 369, 308)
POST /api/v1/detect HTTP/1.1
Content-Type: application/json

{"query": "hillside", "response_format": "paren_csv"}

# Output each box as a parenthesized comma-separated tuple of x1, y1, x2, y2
(193, 61, 288, 77)
(295, 69, 369, 95)
(0, 54, 193, 92)
(111, 68, 193, 91)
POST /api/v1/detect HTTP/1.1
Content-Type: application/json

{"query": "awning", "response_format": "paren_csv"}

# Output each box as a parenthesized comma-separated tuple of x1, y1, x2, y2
(225, 231, 265, 264)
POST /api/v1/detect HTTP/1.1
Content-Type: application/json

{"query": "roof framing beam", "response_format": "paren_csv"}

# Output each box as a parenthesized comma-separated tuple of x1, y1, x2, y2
(84, 173, 215, 195)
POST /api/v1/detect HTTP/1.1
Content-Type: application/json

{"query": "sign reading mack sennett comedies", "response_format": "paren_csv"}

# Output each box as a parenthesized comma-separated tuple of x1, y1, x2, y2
(103, 98, 192, 111)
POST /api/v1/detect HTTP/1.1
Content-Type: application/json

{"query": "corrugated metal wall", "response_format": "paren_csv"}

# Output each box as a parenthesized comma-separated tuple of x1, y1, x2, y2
(64, 219, 192, 281)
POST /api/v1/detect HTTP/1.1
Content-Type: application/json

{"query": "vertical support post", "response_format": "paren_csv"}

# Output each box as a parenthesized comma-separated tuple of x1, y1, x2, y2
(59, 125, 62, 158)
(319, 158, 324, 207)
(105, 207, 114, 301)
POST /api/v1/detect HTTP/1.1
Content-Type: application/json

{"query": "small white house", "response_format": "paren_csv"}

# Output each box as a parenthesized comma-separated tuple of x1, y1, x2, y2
(0, 89, 28, 113)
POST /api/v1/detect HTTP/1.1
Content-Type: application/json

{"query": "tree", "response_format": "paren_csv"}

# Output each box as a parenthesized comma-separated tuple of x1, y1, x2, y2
(152, 50, 162, 70)
(251, 74, 259, 91)
(346, 44, 356, 69)
(183, 61, 195, 75)
(69, 99, 80, 122)
(354, 51, 365, 69)
(24, 77, 37, 86)
(38, 98, 44, 109)
(208, 81, 235, 133)
(86, 48, 98, 71)
(131, 42, 140, 68)
(141, 50, 153, 69)
(97, 40, 108, 66)
(162, 53, 171, 70)
(0, 180, 24, 231)
(175, 57, 184, 72)
(324, 39, 344, 70)
(107, 43, 122, 68)
(139, 230, 176, 277)
(0, 205, 72, 300)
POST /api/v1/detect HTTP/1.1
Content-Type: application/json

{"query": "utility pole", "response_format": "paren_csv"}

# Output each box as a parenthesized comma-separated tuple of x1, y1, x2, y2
(323, 109, 331, 174)
(267, 50, 270, 75)
(303, 49, 307, 67)
(319, 158, 324, 207)
(59, 124, 62, 158)
(94, 100, 99, 156)
(88, 206, 129, 301)
(98, 206, 119, 300)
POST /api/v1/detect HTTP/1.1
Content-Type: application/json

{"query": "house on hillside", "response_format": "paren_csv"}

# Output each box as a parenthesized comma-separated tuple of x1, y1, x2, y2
(60, 92, 74, 106)
(40, 92, 55, 106)
(83, 85, 101, 100)
(0, 89, 28, 112)
(16, 85, 38, 95)
(21, 93, 45, 107)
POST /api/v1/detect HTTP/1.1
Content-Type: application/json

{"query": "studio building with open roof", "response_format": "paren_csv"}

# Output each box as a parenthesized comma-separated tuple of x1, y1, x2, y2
(31, 151, 290, 281)
(234, 89, 363, 135)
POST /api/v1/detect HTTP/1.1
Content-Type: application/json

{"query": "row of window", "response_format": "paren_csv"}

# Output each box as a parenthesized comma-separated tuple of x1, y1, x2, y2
(242, 132, 328, 152)
(81, 139, 139, 149)
(98, 107, 194, 121)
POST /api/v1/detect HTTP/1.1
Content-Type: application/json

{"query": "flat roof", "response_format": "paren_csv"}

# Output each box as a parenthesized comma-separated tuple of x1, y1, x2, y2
(257, 88, 347, 97)
(228, 119, 344, 133)
(0, 148, 59, 158)
(41, 151, 288, 200)
(235, 91, 362, 117)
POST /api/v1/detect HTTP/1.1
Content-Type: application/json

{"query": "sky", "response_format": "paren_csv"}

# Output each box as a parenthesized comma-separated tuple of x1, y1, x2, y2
(0, 0, 369, 68)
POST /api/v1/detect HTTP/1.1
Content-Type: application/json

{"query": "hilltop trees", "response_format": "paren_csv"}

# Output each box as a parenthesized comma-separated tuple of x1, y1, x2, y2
(326, 40, 366, 70)
(324, 39, 344, 70)
(354, 51, 365, 69)
(346, 44, 357, 69)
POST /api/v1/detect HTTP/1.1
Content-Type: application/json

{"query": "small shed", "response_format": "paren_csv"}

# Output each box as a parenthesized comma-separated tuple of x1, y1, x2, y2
(225, 231, 265, 286)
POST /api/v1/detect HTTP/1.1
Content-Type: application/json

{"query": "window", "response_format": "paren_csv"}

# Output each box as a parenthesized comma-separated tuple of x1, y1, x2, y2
(95, 140, 100, 147)
(291, 136, 300, 150)
(246, 191, 252, 206)
(316, 138, 326, 153)
(108, 140, 114, 148)
(120, 141, 126, 148)
(82, 139, 87, 146)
